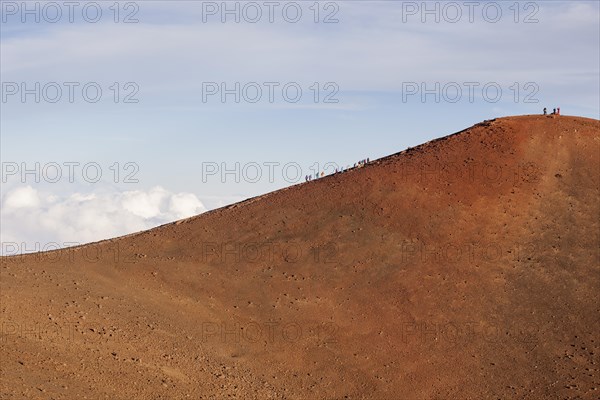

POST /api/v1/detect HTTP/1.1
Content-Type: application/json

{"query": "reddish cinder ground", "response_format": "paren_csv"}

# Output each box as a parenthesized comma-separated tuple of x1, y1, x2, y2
(1, 115, 599, 399)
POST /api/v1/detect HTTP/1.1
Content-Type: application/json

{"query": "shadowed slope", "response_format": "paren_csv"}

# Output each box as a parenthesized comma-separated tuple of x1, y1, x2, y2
(2, 115, 599, 399)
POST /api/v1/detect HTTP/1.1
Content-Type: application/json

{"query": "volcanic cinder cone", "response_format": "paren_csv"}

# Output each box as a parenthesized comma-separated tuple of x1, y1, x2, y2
(1, 115, 599, 399)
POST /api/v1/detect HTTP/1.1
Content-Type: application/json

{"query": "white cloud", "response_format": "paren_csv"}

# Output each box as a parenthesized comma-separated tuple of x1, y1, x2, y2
(121, 187, 169, 219)
(0, 185, 208, 254)
(168, 192, 207, 219)
(3, 185, 41, 209)
(2, 2, 597, 94)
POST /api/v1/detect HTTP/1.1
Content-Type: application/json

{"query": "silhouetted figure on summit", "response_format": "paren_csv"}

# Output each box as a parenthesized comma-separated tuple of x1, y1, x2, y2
(557, 107, 560, 115)
(543, 107, 547, 115)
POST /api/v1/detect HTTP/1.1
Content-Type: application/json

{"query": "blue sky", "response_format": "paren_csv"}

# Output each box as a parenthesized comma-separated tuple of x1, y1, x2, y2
(1, 1, 599, 252)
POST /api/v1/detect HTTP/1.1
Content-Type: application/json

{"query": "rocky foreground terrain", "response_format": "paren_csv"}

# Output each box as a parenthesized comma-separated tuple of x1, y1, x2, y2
(1, 115, 599, 399)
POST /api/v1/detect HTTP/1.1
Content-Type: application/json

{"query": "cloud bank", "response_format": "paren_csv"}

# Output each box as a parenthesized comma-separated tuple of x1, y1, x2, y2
(1, 185, 207, 254)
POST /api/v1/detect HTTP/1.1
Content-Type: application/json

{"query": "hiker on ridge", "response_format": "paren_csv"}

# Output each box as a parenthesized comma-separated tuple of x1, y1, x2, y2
(543, 107, 547, 115)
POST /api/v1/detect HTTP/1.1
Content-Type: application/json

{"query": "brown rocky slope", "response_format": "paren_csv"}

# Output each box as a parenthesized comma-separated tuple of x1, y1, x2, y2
(1, 115, 599, 399)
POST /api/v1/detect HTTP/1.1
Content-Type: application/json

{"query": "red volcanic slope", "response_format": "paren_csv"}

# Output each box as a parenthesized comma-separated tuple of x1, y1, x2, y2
(1, 115, 599, 399)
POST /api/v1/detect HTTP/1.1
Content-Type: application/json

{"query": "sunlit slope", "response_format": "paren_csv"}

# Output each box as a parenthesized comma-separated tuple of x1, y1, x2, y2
(2, 115, 599, 399)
